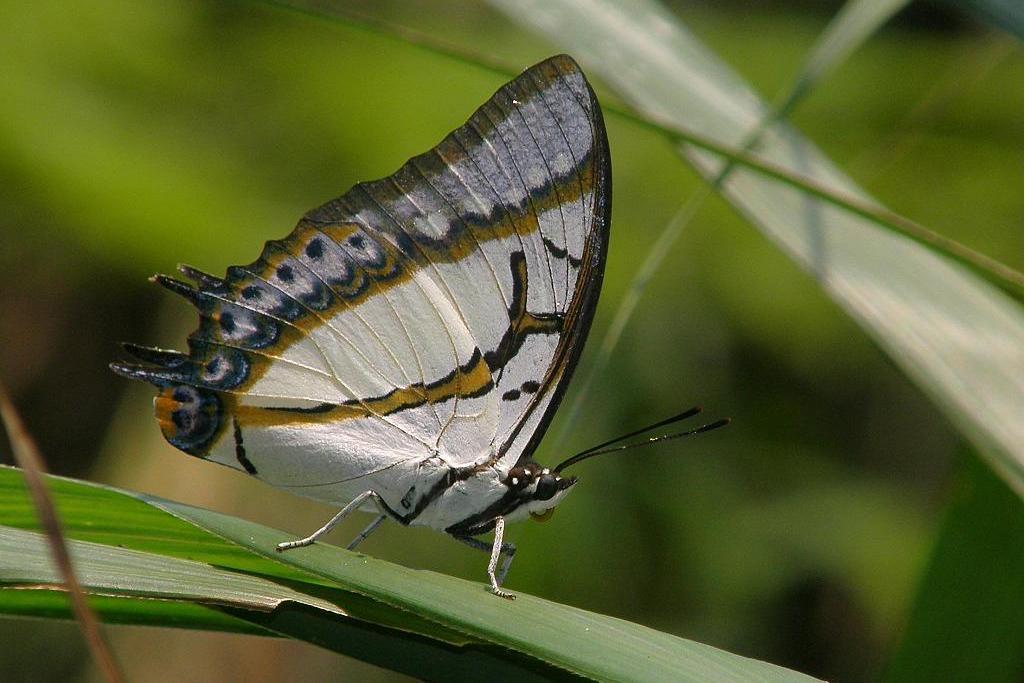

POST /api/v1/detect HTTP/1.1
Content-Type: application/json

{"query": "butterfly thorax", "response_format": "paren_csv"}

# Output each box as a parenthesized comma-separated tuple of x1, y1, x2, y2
(404, 460, 576, 535)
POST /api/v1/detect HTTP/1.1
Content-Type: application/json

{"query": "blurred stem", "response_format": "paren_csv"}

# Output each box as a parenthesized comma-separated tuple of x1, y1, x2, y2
(624, 110, 1024, 295)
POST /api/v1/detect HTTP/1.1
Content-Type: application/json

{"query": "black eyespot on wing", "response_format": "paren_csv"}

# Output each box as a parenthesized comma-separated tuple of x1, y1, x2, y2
(521, 380, 540, 394)
(258, 243, 337, 313)
(305, 237, 324, 259)
(226, 266, 304, 321)
(286, 225, 367, 298)
(154, 384, 224, 456)
(339, 226, 391, 273)
(200, 303, 280, 349)
(276, 263, 295, 282)
(196, 345, 250, 389)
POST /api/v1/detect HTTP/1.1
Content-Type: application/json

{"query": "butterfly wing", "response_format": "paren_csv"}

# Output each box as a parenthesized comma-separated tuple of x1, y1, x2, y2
(112, 54, 610, 508)
(454, 55, 610, 469)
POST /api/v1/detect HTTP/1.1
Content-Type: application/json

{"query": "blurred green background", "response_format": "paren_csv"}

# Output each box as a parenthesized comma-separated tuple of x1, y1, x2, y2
(0, 0, 1020, 681)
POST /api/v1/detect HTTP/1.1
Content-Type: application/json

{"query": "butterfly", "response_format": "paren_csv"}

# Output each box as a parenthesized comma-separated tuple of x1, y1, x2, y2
(113, 54, 611, 599)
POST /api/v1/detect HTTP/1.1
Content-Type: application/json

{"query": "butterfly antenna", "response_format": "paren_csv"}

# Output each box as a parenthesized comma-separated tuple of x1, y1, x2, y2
(554, 409, 729, 474)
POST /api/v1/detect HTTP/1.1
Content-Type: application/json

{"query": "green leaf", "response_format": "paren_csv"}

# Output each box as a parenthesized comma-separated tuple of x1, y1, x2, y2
(0, 467, 820, 682)
(0, 466, 561, 681)
(0, 589, 267, 634)
(0, 525, 346, 614)
(883, 452, 1023, 682)
(486, 0, 1024, 493)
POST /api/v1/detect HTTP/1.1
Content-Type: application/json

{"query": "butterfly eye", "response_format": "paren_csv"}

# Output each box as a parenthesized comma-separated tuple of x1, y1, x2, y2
(534, 473, 560, 501)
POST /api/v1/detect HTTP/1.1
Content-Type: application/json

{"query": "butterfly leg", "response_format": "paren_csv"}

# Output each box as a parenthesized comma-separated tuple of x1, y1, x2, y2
(347, 513, 387, 551)
(452, 518, 517, 599)
(276, 490, 381, 552)
(488, 517, 516, 599)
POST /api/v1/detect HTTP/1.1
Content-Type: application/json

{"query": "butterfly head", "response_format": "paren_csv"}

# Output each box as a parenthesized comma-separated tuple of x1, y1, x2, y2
(503, 461, 576, 523)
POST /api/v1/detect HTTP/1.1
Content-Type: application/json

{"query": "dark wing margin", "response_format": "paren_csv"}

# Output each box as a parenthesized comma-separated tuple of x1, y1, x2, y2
(501, 55, 612, 466)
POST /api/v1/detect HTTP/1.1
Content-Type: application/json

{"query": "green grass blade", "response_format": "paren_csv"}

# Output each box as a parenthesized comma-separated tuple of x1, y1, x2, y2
(555, 0, 912, 447)
(0, 590, 269, 634)
(0, 525, 346, 615)
(0, 466, 821, 682)
(267, 0, 1019, 293)
(0, 465, 561, 681)
(0, 592, 567, 683)
(149, 498, 823, 682)
(487, 0, 1024, 494)
(776, 0, 911, 118)
(224, 604, 583, 683)
(883, 453, 1023, 682)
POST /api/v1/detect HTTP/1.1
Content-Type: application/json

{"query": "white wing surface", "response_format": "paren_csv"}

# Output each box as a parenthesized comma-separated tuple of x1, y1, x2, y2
(112, 55, 611, 511)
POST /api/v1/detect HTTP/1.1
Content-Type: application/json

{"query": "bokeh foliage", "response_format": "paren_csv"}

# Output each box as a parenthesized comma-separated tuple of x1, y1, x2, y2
(0, 1, 1020, 681)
